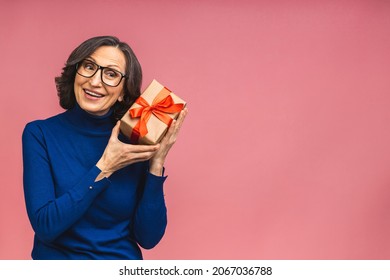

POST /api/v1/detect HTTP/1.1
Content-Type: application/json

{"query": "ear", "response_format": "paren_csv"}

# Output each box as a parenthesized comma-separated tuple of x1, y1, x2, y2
(118, 92, 124, 102)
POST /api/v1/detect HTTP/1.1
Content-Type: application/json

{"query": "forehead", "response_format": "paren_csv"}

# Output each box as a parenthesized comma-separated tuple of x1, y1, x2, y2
(89, 46, 126, 70)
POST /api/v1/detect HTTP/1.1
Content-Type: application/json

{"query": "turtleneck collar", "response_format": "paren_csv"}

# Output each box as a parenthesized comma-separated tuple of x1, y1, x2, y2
(63, 103, 114, 134)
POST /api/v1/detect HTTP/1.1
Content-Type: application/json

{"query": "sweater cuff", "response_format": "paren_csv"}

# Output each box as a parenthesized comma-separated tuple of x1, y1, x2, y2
(71, 165, 111, 202)
(142, 172, 167, 200)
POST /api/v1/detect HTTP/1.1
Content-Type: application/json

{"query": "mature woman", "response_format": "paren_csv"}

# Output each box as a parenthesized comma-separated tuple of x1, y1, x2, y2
(22, 36, 187, 259)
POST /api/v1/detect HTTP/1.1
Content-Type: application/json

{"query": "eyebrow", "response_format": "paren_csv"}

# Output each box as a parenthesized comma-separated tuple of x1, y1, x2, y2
(85, 57, 123, 71)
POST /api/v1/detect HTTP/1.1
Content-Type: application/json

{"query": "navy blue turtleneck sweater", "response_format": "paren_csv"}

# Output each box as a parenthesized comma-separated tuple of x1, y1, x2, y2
(22, 105, 167, 259)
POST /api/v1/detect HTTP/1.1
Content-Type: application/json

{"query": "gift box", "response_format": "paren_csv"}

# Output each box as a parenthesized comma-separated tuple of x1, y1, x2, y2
(120, 79, 186, 145)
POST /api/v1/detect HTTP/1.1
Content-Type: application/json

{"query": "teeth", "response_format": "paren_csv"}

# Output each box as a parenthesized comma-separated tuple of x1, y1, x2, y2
(85, 90, 104, 98)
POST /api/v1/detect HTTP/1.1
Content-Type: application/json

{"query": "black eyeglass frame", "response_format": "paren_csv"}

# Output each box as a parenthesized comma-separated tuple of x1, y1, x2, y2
(75, 59, 127, 87)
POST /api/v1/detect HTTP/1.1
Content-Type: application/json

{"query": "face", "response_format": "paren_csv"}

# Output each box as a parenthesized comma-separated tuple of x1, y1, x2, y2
(74, 46, 126, 116)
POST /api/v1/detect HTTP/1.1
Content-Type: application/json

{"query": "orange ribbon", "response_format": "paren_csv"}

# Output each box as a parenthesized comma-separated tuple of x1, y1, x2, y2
(129, 87, 184, 142)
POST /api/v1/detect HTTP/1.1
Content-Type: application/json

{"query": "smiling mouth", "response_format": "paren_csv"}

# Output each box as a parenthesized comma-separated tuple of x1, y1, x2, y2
(84, 89, 105, 98)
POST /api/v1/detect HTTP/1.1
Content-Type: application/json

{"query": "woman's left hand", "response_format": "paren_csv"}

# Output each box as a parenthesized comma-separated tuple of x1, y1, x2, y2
(149, 107, 188, 176)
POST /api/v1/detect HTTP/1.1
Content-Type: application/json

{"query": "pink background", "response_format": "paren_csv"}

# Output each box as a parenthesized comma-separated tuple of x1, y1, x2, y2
(1, 0, 390, 259)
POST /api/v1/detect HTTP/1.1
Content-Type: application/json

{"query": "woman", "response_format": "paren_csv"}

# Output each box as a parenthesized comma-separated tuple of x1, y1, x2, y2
(22, 35, 187, 259)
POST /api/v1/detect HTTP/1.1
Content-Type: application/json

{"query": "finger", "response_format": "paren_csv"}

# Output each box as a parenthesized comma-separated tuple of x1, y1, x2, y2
(174, 108, 187, 125)
(164, 119, 177, 139)
(152, 108, 188, 147)
(161, 109, 187, 144)
(175, 108, 188, 130)
(133, 150, 158, 161)
(111, 121, 121, 139)
(127, 144, 160, 153)
(172, 109, 188, 135)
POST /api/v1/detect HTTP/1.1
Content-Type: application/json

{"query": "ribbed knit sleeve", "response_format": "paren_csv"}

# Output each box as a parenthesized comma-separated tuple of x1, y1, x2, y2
(133, 173, 168, 249)
(22, 122, 110, 243)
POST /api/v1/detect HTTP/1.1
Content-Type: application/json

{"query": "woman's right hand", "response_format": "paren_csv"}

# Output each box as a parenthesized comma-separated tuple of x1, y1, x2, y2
(95, 121, 160, 181)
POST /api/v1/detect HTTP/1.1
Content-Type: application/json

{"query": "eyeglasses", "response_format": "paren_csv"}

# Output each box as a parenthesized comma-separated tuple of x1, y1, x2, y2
(76, 59, 127, 87)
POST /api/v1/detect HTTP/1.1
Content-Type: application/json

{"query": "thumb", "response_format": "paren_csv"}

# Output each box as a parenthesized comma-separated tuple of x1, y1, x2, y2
(111, 121, 121, 139)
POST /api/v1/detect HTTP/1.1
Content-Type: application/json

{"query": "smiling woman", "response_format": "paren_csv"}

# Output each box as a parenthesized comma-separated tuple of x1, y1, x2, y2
(21, 36, 188, 260)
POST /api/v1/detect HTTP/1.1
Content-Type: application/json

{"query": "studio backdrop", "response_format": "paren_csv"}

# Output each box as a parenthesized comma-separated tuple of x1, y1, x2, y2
(1, 0, 390, 259)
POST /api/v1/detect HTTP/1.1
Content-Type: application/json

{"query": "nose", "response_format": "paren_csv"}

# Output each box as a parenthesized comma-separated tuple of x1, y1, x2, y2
(89, 69, 103, 86)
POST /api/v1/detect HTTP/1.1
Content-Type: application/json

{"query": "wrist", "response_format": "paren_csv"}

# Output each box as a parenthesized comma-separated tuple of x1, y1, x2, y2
(149, 160, 164, 176)
(96, 159, 113, 180)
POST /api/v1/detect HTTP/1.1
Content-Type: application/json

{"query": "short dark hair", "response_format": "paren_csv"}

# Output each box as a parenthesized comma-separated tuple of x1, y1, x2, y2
(55, 35, 142, 121)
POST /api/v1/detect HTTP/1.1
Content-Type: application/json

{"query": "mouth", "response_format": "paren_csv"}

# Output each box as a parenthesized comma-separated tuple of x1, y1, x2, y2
(84, 89, 105, 98)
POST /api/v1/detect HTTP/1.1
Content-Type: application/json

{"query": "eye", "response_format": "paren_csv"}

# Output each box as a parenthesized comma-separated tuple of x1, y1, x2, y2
(83, 61, 96, 71)
(104, 69, 120, 79)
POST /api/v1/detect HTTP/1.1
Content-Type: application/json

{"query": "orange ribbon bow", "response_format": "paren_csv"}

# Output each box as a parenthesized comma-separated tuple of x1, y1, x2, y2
(129, 87, 184, 143)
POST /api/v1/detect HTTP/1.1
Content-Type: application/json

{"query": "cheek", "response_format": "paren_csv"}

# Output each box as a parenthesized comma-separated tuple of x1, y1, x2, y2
(112, 85, 125, 101)
(74, 76, 84, 91)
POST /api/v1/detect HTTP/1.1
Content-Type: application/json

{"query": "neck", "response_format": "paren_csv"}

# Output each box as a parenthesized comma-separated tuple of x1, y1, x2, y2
(64, 103, 114, 133)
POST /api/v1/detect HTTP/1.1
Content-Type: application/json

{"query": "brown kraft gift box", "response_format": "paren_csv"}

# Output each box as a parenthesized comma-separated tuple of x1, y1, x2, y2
(120, 79, 186, 145)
